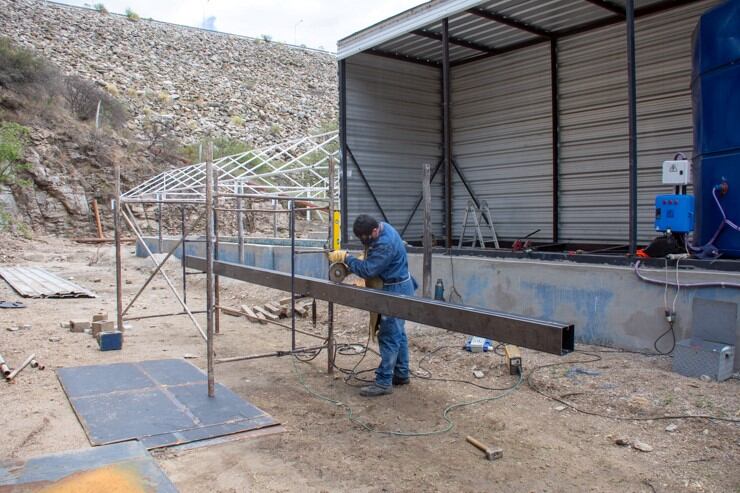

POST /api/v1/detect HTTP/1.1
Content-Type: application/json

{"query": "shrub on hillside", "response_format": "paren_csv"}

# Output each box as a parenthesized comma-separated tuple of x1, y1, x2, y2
(64, 76, 127, 128)
(93, 3, 108, 14)
(0, 121, 32, 187)
(125, 8, 140, 21)
(0, 37, 58, 91)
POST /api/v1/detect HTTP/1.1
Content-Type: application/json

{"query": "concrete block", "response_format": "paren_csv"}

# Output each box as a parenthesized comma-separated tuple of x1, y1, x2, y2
(92, 320, 115, 337)
(98, 331, 123, 351)
(92, 312, 108, 322)
(70, 320, 90, 333)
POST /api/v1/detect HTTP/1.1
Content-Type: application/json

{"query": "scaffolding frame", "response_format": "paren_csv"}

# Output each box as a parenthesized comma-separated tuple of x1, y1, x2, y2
(116, 134, 340, 397)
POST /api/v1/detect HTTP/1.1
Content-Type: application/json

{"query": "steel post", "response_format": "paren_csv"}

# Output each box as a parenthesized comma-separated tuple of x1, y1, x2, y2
(442, 18, 452, 248)
(422, 163, 433, 298)
(327, 156, 336, 373)
(550, 37, 560, 243)
(626, 0, 638, 255)
(205, 142, 215, 397)
(114, 161, 124, 334)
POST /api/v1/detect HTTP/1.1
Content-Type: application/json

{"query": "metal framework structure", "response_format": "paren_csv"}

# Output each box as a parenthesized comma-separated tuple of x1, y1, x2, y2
(122, 131, 340, 204)
(337, 0, 707, 255)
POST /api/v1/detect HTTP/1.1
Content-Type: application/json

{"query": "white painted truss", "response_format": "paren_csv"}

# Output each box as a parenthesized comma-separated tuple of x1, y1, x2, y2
(122, 131, 339, 204)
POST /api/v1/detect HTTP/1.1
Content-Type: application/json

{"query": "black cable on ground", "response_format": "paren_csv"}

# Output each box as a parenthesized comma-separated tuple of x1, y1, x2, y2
(528, 351, 740, 423)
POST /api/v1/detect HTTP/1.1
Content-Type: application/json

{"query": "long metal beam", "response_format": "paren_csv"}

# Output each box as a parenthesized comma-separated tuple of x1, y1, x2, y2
(411, 29, 493, 53)
(184, 256, 575, 355)
(584, 0, 625, 16)
(466, 8, 552, 38)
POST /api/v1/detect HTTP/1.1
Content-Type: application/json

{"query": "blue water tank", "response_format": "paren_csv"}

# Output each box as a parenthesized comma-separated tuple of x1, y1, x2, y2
(692, 0, 740, 258)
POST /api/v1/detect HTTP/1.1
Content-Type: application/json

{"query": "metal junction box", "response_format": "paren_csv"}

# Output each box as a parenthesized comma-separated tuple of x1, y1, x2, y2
(655, 194, 695, 233)
(662, 160, 692, 185)
(672, 338, 735, 381)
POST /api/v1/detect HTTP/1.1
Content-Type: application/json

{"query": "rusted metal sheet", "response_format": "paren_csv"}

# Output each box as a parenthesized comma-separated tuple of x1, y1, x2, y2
(0, 441, 178, 492)
(0, 266, 96, 298)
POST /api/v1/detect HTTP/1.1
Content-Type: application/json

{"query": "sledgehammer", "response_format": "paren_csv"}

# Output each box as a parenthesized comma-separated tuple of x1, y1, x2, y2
(466, 435, 503, 461)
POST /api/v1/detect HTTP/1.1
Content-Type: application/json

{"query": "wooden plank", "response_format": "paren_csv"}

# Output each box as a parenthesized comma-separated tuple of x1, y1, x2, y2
(253, 305, 279, 321)
(240, 305, 264, 324)
(220, 306, 244, 317)
(264, 302, 282, 314)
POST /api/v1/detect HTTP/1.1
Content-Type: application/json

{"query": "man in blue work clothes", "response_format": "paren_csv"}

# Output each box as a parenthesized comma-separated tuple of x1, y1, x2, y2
(328, 214, 417, 397)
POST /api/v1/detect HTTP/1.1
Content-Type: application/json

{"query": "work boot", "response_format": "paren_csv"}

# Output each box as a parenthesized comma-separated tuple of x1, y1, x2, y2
(359, 384, 393, 397)
(392, 375, 410, 386)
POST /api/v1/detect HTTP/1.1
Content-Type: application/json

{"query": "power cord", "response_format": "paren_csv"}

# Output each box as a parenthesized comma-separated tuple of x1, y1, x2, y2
(527, 351, 740, 423)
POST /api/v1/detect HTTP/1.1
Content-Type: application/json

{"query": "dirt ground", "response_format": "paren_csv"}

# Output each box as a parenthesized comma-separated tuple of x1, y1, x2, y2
(1, 235, 738, 493)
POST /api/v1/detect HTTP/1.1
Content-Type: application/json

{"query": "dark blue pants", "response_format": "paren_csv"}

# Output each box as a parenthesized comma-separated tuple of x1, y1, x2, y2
(375, 277, 415, 387)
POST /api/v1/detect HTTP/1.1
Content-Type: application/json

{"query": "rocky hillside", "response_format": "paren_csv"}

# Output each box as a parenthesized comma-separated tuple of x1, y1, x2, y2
(0, 0, 338, 236)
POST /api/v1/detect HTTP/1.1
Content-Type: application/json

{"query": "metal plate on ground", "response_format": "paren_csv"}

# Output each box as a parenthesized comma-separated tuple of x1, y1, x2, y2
(57, 359, 277, 449)
(0, 266, 96, 298)
(0, 441, 177, 492)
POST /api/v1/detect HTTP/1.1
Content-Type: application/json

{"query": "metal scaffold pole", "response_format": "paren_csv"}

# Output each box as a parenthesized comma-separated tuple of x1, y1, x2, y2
(327, 156, 335, 373)
(114, 161, 124, 334)
(205, 141, 215, 397)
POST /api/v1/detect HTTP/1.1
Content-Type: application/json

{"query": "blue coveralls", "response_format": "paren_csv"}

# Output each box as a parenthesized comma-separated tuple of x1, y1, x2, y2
(345, 222, 417, 388)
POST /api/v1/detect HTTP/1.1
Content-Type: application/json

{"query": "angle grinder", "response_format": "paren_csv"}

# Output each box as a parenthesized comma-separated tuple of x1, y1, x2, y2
(328, 262, 349, 282)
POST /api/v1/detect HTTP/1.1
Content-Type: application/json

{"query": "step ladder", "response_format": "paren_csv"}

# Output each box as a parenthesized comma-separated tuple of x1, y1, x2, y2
(458, 199, 499, 249)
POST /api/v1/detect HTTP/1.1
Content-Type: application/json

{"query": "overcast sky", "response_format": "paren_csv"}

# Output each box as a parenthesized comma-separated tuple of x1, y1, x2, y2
(57, 0, 426, 51)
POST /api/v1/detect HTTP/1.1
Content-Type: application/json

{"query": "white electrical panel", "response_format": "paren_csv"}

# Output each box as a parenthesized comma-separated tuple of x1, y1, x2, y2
(662, 160, 691, 185)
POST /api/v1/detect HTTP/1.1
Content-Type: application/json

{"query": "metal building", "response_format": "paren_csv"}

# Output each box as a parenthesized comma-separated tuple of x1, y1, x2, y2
(337, 0, 721, 253)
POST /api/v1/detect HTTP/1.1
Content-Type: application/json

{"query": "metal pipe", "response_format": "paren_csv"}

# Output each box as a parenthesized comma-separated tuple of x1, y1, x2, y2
(422, 163, 433, 298)
(213, 207, 328, 213)
(205, 142, 215, 397)
(0, 354, 11, 377)
(550, 37, 560, 243)
(327, 156, 335, 374)
(216, 193, 330, 202)
(214, 165, 221, 336)
(123, 310, 207, 322)
(181, 206, 187, 305)
(442, 18, 453, 248)
(237, 185, 244, 263)
(6, 353, 35, 381)
(122, 207, 207, 341)
(114, 161, 124, 334)
(215, 345, 328, 364)
(157, 200, 163, 252)
(626, 0, 638, 256)
(272, 199, 277, 237)
(290, 199, 296, 352)
(30, 359, 45, 370)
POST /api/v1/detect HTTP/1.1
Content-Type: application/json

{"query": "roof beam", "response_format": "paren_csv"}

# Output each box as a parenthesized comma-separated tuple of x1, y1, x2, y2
(584, 0, 625, 16)
(450, 37, 548, 67)
(466, 8, 552, 38)
(557, 0, 703, 37)
(411, 29, 493, 53)
(365, 48, 440, 67)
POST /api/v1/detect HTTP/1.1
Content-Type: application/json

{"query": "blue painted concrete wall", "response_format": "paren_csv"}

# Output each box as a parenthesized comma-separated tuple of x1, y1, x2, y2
(408, 254, 740, 368)
(137, 236, 327, 280)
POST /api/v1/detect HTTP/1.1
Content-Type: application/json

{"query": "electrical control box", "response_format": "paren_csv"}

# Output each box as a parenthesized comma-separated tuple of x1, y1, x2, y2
(662, 160, 692, 185)
(672, 338, 735, 381)
(655, 194, 695, 233)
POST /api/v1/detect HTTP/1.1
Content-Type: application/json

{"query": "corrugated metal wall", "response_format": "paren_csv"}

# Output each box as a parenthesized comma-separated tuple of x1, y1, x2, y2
(558, 0, 720, 243)
(345, 54, 442, 241)
(451, 43, 553, 242)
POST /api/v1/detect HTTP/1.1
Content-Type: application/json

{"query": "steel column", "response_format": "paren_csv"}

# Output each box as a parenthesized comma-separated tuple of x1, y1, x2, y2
(184, 256, 575, 356)
(442, 18, 452, 248)
(327, 157, 336, 373)
(550, 37, 560, 243)
(626, 0, 638, 255)
(339, 59, 349, 245)
(205, 142, 215, 398)
(114, 162, 123, 334)
(399, 159, 443, 237)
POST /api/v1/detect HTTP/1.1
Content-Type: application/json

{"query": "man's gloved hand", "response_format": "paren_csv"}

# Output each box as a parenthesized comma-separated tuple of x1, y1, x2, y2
(328, 250, 347, 264)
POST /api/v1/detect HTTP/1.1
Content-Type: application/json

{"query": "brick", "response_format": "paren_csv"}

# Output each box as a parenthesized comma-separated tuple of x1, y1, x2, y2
(70, 320, 90, 333)
(92, 312, 108, 322)
(92, 320, 115, 337)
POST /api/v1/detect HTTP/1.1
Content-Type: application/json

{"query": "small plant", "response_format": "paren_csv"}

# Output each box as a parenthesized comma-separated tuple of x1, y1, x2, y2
(260, 34, 272, 42)
(230, 115, 245, 127)
(0, 121, 32, 187)
(156, 91, 171, 104)
(93, 3, 108, 14)
(104, 82, 119, 96)
(269, 123, 282, 136)
(125, 8, 140, 21)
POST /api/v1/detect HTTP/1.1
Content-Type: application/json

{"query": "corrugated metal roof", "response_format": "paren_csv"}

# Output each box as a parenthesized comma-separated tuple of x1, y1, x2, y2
(338, 0, 704, 65)
(0, 266, 96, 298)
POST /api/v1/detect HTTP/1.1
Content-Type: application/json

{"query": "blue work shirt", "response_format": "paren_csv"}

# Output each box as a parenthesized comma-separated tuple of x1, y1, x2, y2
(345, 222, 410, 284)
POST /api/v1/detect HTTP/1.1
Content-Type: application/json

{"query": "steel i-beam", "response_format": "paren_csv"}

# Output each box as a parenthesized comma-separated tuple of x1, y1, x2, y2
(184, 256, 574, 355)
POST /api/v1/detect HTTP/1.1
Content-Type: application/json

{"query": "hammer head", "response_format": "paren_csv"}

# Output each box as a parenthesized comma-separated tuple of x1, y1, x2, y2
(485, 447, 503, 461)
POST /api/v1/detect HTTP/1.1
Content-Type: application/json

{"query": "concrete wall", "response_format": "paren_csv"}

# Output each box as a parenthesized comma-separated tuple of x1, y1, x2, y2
(137, 236, 327, 279)
(407, 254, 740, 369)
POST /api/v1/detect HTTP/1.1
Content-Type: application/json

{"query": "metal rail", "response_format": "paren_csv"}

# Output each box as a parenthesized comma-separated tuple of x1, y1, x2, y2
(184, 256, 574, 355)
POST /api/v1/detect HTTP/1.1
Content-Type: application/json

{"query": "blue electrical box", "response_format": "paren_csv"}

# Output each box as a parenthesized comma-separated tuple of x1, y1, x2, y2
(655, 194, 695, 233)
